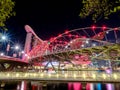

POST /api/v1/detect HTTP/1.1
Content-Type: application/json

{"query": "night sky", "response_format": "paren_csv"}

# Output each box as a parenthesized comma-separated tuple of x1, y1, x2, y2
(5, 0, 120, 45)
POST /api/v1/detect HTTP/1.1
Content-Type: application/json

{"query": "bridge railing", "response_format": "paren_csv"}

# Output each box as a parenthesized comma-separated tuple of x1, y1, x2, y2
(0, 71, 119, 82)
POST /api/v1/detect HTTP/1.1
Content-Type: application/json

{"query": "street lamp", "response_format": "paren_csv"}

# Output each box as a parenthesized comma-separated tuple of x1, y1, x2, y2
(15, 45, 20, 50)
(0, 33, 25, 59)
(0, 52, 4, 56)
(0, 34, 9, 55)
(1, 35, 7, 40)
(13, 44, 26, 59)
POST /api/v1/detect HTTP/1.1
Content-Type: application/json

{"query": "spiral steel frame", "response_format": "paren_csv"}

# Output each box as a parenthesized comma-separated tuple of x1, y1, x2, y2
(27, 26, 120, 72)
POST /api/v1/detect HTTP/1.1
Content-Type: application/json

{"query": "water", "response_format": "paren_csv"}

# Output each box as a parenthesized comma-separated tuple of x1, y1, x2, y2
(0, 81, 120, 90)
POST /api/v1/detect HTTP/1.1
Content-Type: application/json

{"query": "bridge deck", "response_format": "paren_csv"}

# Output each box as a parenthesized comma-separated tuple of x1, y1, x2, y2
(0, 71, 119, 83)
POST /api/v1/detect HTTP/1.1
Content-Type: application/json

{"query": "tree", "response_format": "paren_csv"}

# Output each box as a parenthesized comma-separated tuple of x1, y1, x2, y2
(0, 0, 15, 27)
(80, 0, 120, 22)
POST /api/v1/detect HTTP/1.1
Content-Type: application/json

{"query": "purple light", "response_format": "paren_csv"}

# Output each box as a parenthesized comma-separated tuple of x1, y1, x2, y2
(106, 84, 113, 90)
(90, 83, 94, 90)
(105, 68, 112, 74)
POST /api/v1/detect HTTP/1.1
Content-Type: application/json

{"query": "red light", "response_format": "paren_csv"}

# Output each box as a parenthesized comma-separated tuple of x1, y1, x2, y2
(59, 41, 62, 43)
(58, 34, 62, 37)
(50, 37, 53, 41)
(82, 36, 86, 38)
(50, 37, 54, 42)
(54, 40, 57, 42)
(64, 41, 67, 44)
(65, 30, 69, 34)
(91, 25, 96, 30)
(114, 27, 118, 31)
(53, 37, 56, 40)
(68, 34, 72, 37)
(75, 35, 79, 38)
(102, 25, 107, 30)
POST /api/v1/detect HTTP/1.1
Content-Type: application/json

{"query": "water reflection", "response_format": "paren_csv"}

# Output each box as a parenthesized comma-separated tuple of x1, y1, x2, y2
(0, 81, 120, 90)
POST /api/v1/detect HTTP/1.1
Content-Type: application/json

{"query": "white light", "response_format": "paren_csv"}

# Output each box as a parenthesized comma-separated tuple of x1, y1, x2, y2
(86, 40, 89, 44)
(81, 44, 84, 47)
(106, 31, 109, 34)
(15, 45, 20, 50)
(0, 53, 4, 56)
(92, 43, 96, 46)
(65, 46, 68, 48)
(70, 41, 73, 43)
(25, 54, 28, 56)
(21, 51, 24, 54)
(1, 36, 6, 40)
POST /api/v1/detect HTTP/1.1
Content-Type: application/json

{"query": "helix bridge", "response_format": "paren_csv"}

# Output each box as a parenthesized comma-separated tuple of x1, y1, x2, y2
(0, 25, 120, 82)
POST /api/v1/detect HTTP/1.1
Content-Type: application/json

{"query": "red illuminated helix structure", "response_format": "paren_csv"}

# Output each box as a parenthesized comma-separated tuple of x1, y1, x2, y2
(25, 25, 120, 68)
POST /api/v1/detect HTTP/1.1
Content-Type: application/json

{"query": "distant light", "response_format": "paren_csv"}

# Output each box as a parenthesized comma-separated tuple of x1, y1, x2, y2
(21, 51, 24, 54)
(92, 74, 96, 79)
(65, 30, 69, 34)
(81, 44, 84, 47)
(82, 36, 86, 38)
(15, 45, 20, 50)
(68, 34, 72, 37)
(25, 54, 28, 56)
(113, 74, 117, 79)
(75, 35, 79, 38)
(64, 74, 68, 78)
(102, 25, 107, 30)
(91, 25, 96, 30)
(114, 27, 118, 31)
(65, 46, 68, 48)
(64, 41, 67, 44)
(106, 31, 109, 34)
(74, 74, 76, 78)
(50, 37, 54, 42)
(0, 53, 4, 56)
(86, 40, 89, 44)
(92, 43, 96, 46)
(27, 56, 30, 59)
(83, 73, 86, 78)
(70, 41, 73, 43)
(58, 34, 62, 37)
(1, 36, 7, 40)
